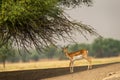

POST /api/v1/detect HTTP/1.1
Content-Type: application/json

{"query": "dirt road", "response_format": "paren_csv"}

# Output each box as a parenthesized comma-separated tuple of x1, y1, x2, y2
(43, 62, 120, 80)
(0, 62, 120, 80)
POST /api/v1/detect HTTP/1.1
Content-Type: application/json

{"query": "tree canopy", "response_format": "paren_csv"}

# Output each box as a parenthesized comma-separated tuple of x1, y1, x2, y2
(0, 0, 100, 52)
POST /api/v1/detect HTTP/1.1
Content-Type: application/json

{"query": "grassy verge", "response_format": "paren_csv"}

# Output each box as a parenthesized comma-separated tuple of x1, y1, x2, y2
(0, 57, 120, 72)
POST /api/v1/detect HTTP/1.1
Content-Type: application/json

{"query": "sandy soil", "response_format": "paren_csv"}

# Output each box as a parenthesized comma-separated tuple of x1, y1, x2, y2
(0, 62, 120, 80)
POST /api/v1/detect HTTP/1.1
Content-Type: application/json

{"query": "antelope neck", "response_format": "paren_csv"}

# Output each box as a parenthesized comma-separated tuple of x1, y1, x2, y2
(64, 50, 69, 58)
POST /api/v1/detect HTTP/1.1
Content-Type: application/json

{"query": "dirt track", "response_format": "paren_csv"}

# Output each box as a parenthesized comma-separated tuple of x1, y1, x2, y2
(0, 62, 120, 80)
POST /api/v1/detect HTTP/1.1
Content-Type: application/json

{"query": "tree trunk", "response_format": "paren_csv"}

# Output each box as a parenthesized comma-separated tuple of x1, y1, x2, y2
(3, 58, 6, 68)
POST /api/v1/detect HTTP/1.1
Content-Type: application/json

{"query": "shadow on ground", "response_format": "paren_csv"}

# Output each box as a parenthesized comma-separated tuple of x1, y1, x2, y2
(0, 62, 119, 80)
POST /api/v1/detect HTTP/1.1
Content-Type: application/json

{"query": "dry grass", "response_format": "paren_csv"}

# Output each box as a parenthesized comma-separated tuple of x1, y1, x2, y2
(0, 57, 120, 72)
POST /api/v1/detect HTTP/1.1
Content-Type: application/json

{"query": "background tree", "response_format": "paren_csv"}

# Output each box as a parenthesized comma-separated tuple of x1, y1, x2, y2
(69, 43, 80, 52)
(92, 38, 120, 57)
(30, 51, 41, 61)
(92, 38, 104, 57)
(0, 0, 100, 52)
(0, 42, 15, 68)
(44, 45, 57, 59)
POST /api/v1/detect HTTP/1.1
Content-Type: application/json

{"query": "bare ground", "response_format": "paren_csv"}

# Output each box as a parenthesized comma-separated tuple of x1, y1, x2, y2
(0, 62, 120, 80)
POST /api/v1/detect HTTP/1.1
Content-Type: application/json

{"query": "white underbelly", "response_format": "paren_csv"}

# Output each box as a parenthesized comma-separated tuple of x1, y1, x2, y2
(73, 55, 83, 60)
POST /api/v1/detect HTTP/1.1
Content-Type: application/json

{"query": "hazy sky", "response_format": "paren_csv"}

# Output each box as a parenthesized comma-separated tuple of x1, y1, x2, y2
(62, 0, 120, 44)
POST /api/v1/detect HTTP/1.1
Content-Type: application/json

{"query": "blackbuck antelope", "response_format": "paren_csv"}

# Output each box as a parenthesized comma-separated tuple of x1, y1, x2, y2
(63, 46, 92, 73)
